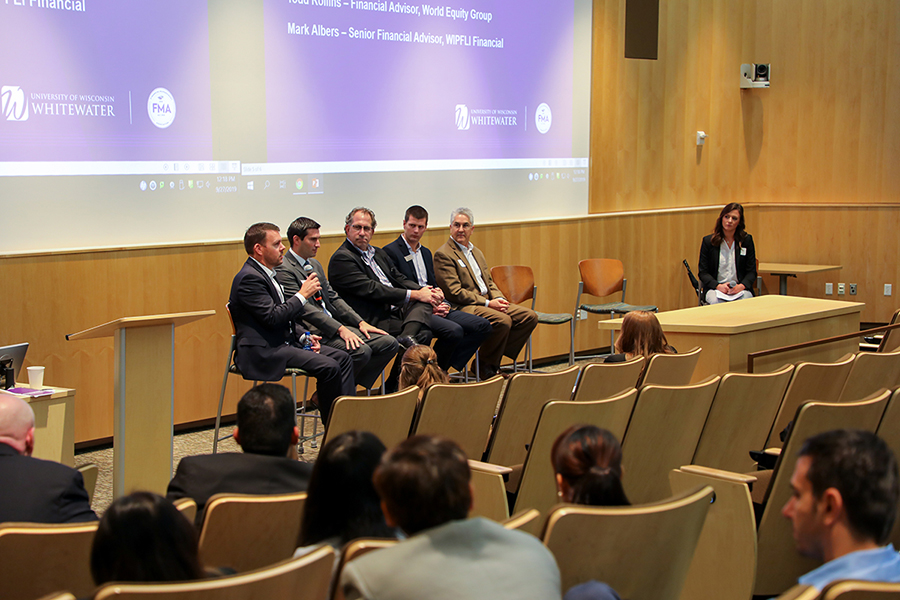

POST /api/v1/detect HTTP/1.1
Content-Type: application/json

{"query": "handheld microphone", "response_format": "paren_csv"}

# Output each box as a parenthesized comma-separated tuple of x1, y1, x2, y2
(303, 263, 325, 304)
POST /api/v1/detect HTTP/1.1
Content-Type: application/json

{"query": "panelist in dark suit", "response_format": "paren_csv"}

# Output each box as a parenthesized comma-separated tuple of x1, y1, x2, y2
(434, 208, 538, 380)
(698, 202, 757, 305)
(277, 217, 398, 390)
(167, 384, 313, 525)
(383, 205, 491, 373)
(0, 395, 97, 524)
(228, 222, 355, 422)
(328, 208, 443, 390)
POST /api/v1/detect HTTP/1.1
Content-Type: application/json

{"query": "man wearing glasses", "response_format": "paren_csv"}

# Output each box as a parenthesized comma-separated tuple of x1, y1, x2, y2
(329, 207, 442, 391)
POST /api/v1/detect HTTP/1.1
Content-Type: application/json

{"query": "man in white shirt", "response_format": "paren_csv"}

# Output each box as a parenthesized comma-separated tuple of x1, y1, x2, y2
(433, 207, 537, 379)
(782, 429, 900, 592)
(383, 206, 491, 373)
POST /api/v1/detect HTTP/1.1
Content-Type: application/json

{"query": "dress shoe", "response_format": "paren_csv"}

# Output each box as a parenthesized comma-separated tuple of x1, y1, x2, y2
(396, 335, 417, 352)
(302, 391, 319, 412)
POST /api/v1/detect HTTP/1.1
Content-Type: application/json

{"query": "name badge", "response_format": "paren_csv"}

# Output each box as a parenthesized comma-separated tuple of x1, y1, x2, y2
(458, 259, 467, 268)
(404, 254, 414, 262)
(740, 248, 747, 256)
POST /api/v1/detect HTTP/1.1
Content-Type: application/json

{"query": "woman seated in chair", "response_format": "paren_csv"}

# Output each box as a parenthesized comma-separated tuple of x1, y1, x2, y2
(698, 202, 757, 304)
(604, 310, 675, 364)
(552, 424, 629, 507)
(91, 491, 205, 586)
(552, 425, 628, 600)
(398, 345, 449, 397)
(295, 430, 398, 559)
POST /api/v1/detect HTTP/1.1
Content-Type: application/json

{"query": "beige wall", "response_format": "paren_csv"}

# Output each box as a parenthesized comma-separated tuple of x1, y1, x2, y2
(1, 0, 898, 443)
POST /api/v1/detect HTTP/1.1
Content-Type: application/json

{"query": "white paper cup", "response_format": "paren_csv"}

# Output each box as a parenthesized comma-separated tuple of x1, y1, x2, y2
(27, 366, 45, 389)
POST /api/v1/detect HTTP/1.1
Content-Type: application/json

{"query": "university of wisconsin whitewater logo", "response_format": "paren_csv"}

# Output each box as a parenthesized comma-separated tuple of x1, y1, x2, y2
(147, 87, 176, 129)
(455, 104, 470, 130)
(1, 86, 29, 121)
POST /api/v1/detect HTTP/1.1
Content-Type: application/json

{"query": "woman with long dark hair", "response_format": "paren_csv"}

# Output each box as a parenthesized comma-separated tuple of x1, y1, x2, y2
(551, 424, 629, 507)
(90, 492, 204, 586)
(297, 430, 397, 552)
(698, 202, 757, 304)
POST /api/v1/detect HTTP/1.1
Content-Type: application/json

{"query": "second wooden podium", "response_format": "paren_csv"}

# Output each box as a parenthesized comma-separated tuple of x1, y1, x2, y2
(68, 310, 215, 497)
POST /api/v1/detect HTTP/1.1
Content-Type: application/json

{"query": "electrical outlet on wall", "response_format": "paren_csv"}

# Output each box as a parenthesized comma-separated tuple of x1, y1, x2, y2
(849, 284, 857, 295)
(838, 283, 845, 295)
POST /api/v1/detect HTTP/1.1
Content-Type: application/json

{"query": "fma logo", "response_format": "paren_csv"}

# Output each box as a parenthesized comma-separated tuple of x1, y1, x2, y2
(455, 104, 470, 130)
(1, 86, 29, 122)
(147, 87, 176, 129)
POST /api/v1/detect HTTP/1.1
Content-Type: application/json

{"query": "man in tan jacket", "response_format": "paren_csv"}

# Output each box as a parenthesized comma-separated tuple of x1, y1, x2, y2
(434, 207, 537, 379)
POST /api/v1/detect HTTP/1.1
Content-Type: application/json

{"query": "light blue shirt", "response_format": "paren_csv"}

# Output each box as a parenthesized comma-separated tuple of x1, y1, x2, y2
(798, 544, 900, 591)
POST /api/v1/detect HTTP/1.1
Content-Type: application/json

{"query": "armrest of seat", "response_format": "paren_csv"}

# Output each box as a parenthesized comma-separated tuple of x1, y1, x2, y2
(678, 464, 758, 485)
(468, 460, 513, 476)
(765, 447, 782, 456)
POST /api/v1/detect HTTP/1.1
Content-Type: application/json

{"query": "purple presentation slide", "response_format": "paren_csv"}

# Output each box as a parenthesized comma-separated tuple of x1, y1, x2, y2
(264, 0, 575, 162)
(0, 0, 213, 162)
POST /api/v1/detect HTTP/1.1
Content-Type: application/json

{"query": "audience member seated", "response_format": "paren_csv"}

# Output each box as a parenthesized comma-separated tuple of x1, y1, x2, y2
(167, 384, 313, 525)
(782, 429, 900, 592)
(604, 311, 675, 364)
(552, 425, 627, 600)
(552, 424, 630, 507)
(398, 345, 449, 397)
(698, 202, 756, 305)
(340, 435, 562, 600)
(91, 491, 205, 586)
(295, 430, 398, 557)
(434, 207, 538, 380)
(0, 395, 96, 524)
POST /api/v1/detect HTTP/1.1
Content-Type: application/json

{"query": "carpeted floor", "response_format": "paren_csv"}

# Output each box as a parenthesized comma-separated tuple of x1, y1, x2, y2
(75, 355, 606, 515)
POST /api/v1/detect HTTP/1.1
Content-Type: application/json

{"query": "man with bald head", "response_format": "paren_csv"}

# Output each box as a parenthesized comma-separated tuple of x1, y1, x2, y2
(0, 395, 97, 523)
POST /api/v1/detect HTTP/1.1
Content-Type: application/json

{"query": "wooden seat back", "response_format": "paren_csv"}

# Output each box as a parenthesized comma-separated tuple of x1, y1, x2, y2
(485, 365, 580, 467)
(621, 376, 720, 504)
(640, 347, 702, 388)
(542, 485, 714, 600)
(324, 387, 420, 449)
(693, 364, 794, 472)
(198, 491, 307, 573)
(572, 358, 644, 402)
(412, 376, 504, 460)
(0, 520, 99, 600)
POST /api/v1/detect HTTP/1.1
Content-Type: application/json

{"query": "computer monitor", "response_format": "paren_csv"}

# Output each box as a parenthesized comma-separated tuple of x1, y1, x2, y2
(0, 342, 29, 387)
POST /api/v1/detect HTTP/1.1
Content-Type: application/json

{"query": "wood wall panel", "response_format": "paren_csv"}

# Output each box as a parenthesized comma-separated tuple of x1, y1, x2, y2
(591, 0, 900, 211)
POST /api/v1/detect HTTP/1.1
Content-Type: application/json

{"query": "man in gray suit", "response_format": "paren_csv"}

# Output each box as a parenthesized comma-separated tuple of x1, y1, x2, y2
(276, 217, 398, 390)
(340, 435, 562, 600)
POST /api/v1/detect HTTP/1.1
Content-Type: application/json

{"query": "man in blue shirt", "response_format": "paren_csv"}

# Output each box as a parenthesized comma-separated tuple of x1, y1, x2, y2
(782, 429, 900, 591)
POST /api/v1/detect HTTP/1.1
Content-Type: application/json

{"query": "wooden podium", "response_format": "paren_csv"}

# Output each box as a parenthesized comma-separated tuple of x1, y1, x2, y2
(67, 310, 215, 497)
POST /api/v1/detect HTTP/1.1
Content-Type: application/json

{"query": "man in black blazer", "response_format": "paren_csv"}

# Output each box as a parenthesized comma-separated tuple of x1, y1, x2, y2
(0, 395, 97, 524)
(383, 205, 491, 373)
(276, 217, 398, 390)
(228, 222, 355, 422)
(167, 384, 313, 525)
(328, 207, 443, 390)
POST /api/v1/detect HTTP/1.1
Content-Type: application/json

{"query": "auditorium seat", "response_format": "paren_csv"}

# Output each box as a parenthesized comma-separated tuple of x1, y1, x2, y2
(571, 358, 644, 403)
(323, 387, 419, 450)
(692, 364, 794, 472)
(639, 346, 702, 388)
(198, 491, 307, 573)
(483, 365, 580, 469)
(92, 546, 335, 600)
(411, 376, 504, 460)
(542, 485, 713, 600)
(512, 389, 638, 518)
(621, 376, 720, 504)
